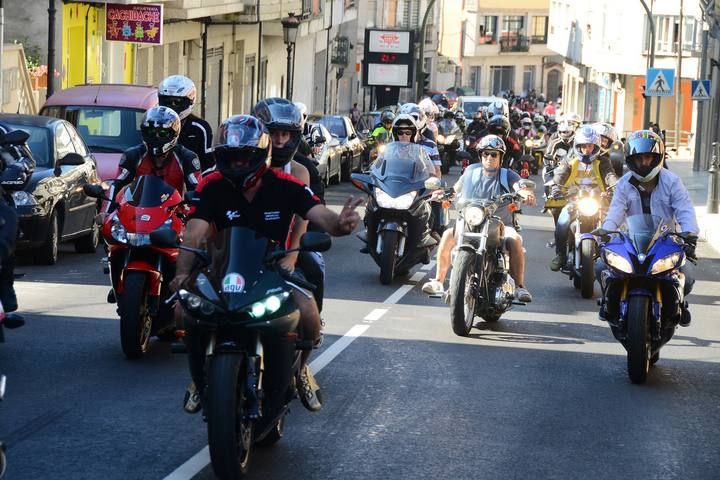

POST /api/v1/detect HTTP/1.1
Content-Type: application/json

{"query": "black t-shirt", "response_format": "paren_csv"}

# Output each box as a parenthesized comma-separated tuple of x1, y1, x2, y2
(180, 114, 214, 171)
(192, 169, 321, 244)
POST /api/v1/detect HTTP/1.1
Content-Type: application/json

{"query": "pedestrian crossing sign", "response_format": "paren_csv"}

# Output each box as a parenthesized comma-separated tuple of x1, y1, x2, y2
(691, 80, 711, 101)
(645, 68, 675, 97)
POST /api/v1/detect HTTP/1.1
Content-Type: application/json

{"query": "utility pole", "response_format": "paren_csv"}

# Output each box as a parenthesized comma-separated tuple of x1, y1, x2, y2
(640, 0, 656, 128)
(416, 0, 437, 100)
(47, 0, 56, 98)
(0, 0, 4, 111)
(693, 23, 709, 170)
(674, 0, 683, 151)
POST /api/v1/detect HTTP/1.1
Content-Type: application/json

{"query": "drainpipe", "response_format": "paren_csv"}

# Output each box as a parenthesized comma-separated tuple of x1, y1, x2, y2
(324, 0, 334, 114)
(85, 5, 91, 84)
(256, 21, 262, 103)
(201, 20, 208, 118)
(47, 0, 57, 98)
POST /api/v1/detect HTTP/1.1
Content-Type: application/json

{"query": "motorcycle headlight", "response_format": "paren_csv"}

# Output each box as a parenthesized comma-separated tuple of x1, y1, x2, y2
(650, 252, 682, 275)
(179, 289, 220, 317)
(12, 191, 37, 206)
(378, 144, 386, 154)
(110, 220, 128, 244)
(375, 188, 417, 209)
(525, 139, 534, 148)
(604, 250, 633, 274)
(247, 291, 290, 319)
(446, 135, 455, 143)
(464, 206, 485, 227)
(577, 197, 600, 216)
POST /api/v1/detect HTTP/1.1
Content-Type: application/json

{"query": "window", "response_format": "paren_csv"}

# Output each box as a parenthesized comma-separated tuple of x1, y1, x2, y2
(69, 107, 145, 153)
(478, 16, 498, 44)
(67, 123, 88, 157)
(643, 15, 701, 54)
(490, 66, 514, 95)
(530, 16, 548, 44)
(501, 15, 525, 38)
(55, 124, 76, 161)
(523, 65, 536, 93)
(469, 66, 481, 95)
(6, 124, 52, 167)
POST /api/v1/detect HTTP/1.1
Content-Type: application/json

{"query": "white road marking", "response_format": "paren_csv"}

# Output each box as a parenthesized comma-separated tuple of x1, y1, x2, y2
(363, 308, 389, 322)
(420, 261, 435, 271)
(409, 271, 426, 283)
(309, 324, 369, 373)
(383, 284, 414, 304)
(162, 446, 209, 480)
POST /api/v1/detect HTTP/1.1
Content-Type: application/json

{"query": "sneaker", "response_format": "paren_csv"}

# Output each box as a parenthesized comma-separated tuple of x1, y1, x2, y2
(2, 313, 25, 329)
(549, 255, 565, 272)
(183, 382, 202, 414)
(359, 245, 369, 254)
(515, 287, 532, 303)
(422, 279, 444, 295)
(297, 365, 322, 412)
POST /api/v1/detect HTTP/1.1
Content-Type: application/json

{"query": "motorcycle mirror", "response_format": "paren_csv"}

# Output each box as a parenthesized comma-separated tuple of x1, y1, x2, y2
(83, 184, 106, 199)
(518, 179, 536, 190)
(300, 231, 332, 252)
(424, 177, 442, 190)
(149, 228, 180, 248)
(0, 129, 30, 145)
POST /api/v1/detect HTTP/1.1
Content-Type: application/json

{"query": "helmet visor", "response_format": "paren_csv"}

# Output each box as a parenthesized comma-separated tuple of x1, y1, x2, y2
(159, 95, 192, 112)
(214, 146, 267, 171)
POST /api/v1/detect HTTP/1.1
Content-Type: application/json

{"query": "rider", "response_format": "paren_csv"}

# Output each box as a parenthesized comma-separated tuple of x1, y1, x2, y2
(293, 101, 314, 158)
(400, 103, 442, 176)
(158, 75, 214, 171)
(170, 114, 362, 413)
(548, 125, 618, 271)
(597, 130, 698, 325)
(465, 110, 488, 140)
(370, 110, 395, 146)
(516, 116, 536, 141)
(592, 122, 623, 176)
(421, 135, 535, 303)
(253, 97, 326, 312)
(487, 114, 521, 170)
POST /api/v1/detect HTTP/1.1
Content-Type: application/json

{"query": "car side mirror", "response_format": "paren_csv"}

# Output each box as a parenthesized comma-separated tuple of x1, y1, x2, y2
(300, 231, 332, 252)
(83, 184, 106, 199)
(58, 152, 85, 166)
(149, 228, 180, 248)
(424, 177, 442, 190)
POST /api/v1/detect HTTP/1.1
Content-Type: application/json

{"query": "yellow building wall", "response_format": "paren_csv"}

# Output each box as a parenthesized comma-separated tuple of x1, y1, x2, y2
(62, 3, 103, 88)
(477, 0, 549, 9)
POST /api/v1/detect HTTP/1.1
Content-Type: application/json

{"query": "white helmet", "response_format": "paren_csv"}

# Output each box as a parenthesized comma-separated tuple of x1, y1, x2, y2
(399, 103, 427, 131)
(158, 75, 197, 121)
(294, 101, 308, 127)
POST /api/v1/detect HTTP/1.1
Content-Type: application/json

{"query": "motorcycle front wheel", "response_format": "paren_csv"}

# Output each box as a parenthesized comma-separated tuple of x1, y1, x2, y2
(580, 239, 595, 299)
(626, 296, 651, 384)
(449, 250, 479, 336)
(378, 230, 399, 285)
(118, 271, 152, 359)
(208, 354, 254, 479)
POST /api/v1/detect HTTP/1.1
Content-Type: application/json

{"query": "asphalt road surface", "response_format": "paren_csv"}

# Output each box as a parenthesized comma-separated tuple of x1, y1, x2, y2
(1, 167, 719, 479)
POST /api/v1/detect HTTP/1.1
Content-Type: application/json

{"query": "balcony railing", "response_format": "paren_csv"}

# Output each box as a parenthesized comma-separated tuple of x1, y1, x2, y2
(499, 35, 530, 53)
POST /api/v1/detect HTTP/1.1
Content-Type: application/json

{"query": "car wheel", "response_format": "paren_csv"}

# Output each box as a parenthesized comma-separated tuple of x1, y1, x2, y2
(330, 156, 341, 185)
(340, 154, 352, 182)
(37, 210, 59, 265)
(74, 220, 99, 254)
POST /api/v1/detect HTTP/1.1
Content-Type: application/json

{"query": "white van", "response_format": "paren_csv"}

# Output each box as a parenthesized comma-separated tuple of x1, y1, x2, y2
(455, 96, 508, 116)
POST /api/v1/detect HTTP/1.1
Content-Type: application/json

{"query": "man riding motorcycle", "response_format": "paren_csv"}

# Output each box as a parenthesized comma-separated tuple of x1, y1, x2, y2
(466, 110, 488, 139)
(400, 103, 442, 176)
(421, 135, 535, 302)
(170, 114, 362, 413)
(548, 125, 618, 271)
(158, 75, 214, 171)
(597, 130, 698, 325)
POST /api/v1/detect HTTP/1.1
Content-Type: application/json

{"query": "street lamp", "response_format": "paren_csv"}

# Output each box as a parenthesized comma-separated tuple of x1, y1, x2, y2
(281, 13, 300, 100)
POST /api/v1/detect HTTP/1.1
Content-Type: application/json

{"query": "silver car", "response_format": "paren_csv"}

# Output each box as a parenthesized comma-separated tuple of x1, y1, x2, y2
(307, 123, 343, 186)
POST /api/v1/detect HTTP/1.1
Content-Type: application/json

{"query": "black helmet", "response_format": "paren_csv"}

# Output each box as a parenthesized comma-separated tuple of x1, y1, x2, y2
(477, 134, 506, 155)
(487, 114, 510, 137)
(253, 97, 302, 167)
(380, 110, 395, 126)
(141, 106, 181, 159)
(624, 130, 665, 182)
(214, 115, 272, 189)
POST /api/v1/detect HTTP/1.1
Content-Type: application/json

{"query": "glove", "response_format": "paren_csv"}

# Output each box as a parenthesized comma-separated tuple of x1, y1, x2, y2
(681, 233, 698, 261)
(550, 184, 562, 199)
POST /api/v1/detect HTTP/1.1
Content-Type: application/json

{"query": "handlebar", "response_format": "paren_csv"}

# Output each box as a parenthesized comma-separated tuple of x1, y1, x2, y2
(278, 269, 317, 292)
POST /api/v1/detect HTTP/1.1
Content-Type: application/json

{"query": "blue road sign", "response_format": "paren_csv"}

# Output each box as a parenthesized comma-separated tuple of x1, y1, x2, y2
(646, 68, 675, 97)
(691, 79, 711, 101)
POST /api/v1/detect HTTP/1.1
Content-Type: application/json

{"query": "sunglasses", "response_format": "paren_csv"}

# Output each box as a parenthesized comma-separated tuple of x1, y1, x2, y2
(481, 151, 501, 158)
(396, 129, 414, 136)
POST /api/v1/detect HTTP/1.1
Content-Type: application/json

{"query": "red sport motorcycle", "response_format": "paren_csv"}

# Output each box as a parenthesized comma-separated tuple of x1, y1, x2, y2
(85, 175, 186, 359)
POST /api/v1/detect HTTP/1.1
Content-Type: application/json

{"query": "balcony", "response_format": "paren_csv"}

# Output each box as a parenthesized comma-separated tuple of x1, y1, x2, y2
(499, 35, 529, 53)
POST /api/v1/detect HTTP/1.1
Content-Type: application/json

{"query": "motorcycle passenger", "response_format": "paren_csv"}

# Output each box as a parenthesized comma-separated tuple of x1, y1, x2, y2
(545, 120, 575, 162)
(421, 135, 535, 302)
(400, 103, 441, 176)
(548, 125, 618, 271)
(597, 130, 698, 325)
(293, 101, 314, 158)
(593, 122, 623, 176)
(418, 97, 440, 142)
(170, 115, 362, 413)
(0, 125, 35, 329)
(487, 114, 521, 170)
(158, 75, 214, 171)
(253, 98, 326, 313)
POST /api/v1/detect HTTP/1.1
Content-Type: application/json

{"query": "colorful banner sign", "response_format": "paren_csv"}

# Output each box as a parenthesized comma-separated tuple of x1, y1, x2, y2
(105, 3, 163, 45)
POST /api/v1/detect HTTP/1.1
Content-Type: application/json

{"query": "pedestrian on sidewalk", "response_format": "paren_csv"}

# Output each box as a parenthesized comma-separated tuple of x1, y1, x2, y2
(350, 103, 361, 126)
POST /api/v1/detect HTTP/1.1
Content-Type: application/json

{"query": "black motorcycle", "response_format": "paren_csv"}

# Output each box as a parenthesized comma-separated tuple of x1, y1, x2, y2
(436, 118, 463, 174)
(447, 176, 535, 336)
(0, 373, 6, 478)
(151, 226, 331, 479)
(351, 142, 438, 284)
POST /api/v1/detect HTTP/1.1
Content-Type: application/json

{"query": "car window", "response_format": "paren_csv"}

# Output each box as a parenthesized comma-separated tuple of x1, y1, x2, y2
(5, 124, 52, 168)
(66, 122, 88, 156)
(56, 123, 76, 161)
(318, 117, 347, 137)
(64, 107, 144, 153)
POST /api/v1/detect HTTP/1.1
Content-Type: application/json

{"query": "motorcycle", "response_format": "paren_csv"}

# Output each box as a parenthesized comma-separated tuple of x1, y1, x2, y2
(551, 177, 611, 298)
(149, 226, 332, 479)
(0, 373, 5, 478)
(446, 176, 535, 336)
(84, 176, 186, 359)
(351, 142, 438, 285)
(521, 135, 545, 176)
(595, 215, 696, 384)
(437, 119, 463, 174)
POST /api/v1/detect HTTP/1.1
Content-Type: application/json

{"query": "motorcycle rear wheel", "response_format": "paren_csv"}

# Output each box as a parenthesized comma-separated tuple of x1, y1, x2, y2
(580, 239, 595, 299)
(208, 354, 253, 479)
(449, 250, 478, 336)
(378, 230, 399, 285)
(627, 295, 651, 384)
(118, 271, 152, 359)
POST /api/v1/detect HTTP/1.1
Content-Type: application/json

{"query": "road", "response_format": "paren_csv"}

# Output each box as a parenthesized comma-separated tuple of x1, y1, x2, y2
(1, 168, 719, 479)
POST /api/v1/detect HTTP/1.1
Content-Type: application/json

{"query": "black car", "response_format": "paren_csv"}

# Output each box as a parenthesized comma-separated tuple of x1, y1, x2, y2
(0, 114, 102, 264)
(308, 115, 364, 181)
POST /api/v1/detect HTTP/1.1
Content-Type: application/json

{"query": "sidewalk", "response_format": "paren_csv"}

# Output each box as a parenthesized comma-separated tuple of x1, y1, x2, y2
(667, 153, 720, 255)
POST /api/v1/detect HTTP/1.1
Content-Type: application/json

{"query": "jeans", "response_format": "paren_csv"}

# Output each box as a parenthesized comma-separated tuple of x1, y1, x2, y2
(554, 205, 572, 256)
(296, 251, 325, 312)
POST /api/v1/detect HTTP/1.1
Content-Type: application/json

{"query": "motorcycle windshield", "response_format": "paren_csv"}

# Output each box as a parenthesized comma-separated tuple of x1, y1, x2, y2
(438, 119, 459, 135)
(371, 142, 433, 196)
(625, 214, 672, 254)
(122, 175, 177, 207)
(455, 167, 502, 209)
(206, 227, 272, 311)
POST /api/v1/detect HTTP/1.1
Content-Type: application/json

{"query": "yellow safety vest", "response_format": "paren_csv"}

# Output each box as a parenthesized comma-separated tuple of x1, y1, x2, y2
(545, 157, 605, 208)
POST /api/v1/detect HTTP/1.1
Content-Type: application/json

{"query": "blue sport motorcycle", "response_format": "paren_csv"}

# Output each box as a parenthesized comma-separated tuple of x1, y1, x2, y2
(596, 214, 696, 384)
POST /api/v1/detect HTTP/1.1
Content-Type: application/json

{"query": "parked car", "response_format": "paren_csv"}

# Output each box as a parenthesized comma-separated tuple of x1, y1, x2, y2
(454, 96, 508, 117)
(356, 112, 382, 138)
(307, 123, 343, 186)
(308, 114, 364, 181)
(0, 114, 103, 264)
(40, 84, 158, 181)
